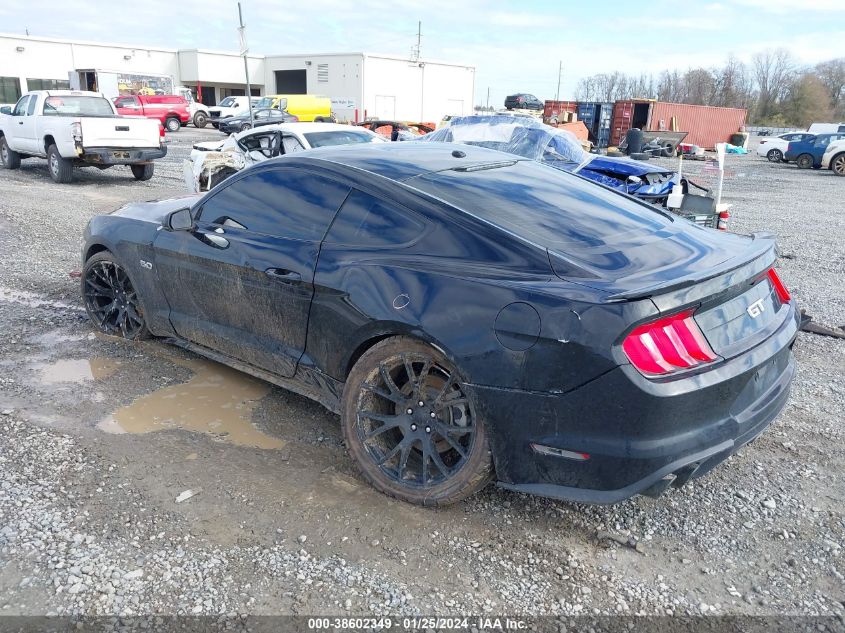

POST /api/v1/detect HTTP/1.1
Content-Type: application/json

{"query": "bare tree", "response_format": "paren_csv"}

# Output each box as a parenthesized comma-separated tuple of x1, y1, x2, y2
(782, 73, 833, 127)
(753, 48, 795, 119)
(815, 58, 845, 115)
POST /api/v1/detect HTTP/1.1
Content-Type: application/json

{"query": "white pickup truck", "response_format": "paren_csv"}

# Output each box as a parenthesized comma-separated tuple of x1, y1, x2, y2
(0, 90, 166, 183)
(208, 96, 260, 129)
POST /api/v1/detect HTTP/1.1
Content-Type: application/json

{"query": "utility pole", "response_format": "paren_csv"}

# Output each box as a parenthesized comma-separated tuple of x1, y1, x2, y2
(237, 2, 254, 125)
(555, 61, 563, 102)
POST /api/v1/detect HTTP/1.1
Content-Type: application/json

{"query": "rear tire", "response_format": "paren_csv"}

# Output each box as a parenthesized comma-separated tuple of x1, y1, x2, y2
(165, 117, 181, 133)
(341, 336, 493, 507)
(831, 153, 845, 176)
(240, 123, 252, 132)
(766, 148, 783, 163)
(130, 163, 154, 181)
(193, 112, 208, 128)
(796, 154, 813, 169)
(47, 144, 73, 183)
(0, 135, 21, 169)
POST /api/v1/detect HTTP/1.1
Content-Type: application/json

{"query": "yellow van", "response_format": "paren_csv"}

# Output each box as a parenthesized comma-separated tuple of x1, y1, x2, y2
(255, 94, 332, 122)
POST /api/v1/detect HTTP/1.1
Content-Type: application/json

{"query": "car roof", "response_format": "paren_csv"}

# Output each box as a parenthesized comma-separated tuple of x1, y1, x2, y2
(290, 141, 529, 181)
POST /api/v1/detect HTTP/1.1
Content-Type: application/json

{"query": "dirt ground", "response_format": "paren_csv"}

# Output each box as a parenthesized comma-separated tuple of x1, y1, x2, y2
(0, 130, 843, 623)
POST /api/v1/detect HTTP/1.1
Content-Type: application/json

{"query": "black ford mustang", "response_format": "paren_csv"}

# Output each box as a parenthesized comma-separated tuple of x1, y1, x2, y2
(81, 143, 799, 506)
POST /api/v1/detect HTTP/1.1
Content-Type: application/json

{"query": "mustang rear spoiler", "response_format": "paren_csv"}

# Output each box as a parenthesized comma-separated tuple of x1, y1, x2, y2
(603, 232, 778, 303)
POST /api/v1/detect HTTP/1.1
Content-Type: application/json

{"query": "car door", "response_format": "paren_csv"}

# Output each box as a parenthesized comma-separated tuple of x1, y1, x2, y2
(152, 165, 351, 377)
(7, 96, 33, 152)
(18, 95, 40, 153)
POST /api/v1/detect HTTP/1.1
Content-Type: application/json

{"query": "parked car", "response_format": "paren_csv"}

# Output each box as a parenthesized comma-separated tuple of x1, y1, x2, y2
(81, 142, 799, 506)
(218, 108, 299, 134)
(208, 96, 260, 128)
(755, 131, 814, 163)
(355, 120, 434, 141)
(0, 90, 165, 183)
(185, 122, 384, 192)
(785, 132, 845, 169)
(253, 94, 332, 122)
(113, 94, 190, 133)
(175, 86, 211, 128)
(821, 138, 845, 176)
(422, 116, 682, 205)
(504, 93, 543, 111)
(807, 122, 845, 134)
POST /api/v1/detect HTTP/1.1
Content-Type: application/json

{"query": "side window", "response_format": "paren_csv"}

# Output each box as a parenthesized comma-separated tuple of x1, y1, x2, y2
(12, 95, 30, 116)
(325, 189, 425, 247)
(199, 168, 350, 240)
(782, 134, 797, 141)
(815, 136, 830, 147)
(26, 96, 37, 115)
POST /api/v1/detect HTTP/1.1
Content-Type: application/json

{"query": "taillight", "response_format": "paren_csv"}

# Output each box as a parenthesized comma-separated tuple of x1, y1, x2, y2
(623, 309, 718, 376)
(767, 268, 791, 304)
(71, 121, 82, 141)
(717, 209, 729, 230)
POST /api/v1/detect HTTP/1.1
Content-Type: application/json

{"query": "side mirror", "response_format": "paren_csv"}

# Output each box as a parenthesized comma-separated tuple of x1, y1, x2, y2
(166, 207, 194, 231)
(0, 106, 11, 115)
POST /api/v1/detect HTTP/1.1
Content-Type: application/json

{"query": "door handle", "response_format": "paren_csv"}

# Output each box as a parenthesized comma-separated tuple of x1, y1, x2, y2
(265, 268, 302, 284)
(196, 231, 229, 248)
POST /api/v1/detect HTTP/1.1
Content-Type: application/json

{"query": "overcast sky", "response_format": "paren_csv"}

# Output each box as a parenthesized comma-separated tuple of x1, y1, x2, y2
(2, 0, 844, 106)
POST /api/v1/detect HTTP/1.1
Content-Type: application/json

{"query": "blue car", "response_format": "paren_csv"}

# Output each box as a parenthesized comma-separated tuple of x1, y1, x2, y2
(423, 115, 681, 203)
(784, 132, 845, 169)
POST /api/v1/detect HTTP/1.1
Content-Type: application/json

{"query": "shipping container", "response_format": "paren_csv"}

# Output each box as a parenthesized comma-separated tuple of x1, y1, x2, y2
(577, 101, 613, 148)
(610, 99, 747, 149)
(610, 99, 654, 147)
(649, 102, 747, 149)
(543, 100, 578, 121)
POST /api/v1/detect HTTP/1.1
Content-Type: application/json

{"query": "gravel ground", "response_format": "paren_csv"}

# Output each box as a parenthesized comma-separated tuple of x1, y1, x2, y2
(0, 132, 843, 623)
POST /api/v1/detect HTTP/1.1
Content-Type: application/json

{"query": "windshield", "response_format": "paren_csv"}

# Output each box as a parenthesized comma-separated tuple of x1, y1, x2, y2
(421, 115, 592, 169)
(43, 96, 114, 117)
(219, 97, 236, 107)
(304, 130, 382, 148)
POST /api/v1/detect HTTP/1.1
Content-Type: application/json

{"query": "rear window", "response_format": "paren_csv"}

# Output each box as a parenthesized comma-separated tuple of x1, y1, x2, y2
(406, 160, 674, 258)
(303, 130, 380, 148)
(43, 96, 114, 117)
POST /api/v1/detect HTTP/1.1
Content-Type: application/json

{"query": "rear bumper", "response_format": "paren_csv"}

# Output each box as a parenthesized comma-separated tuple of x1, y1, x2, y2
(80, 146, 167, 165)
(468, 303, 799, 504)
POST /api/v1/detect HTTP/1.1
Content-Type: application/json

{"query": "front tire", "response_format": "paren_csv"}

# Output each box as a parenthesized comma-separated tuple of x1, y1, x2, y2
(82, 252, 150, 340)
(193, 112, 208, 128)
(47, 144, 73, 183)
(130, 163, 154, 181)
(796, 154, 813, 169)
(831, 153, 845, 176)
(165, 117, 181, 133)
(240, 123, 252, 132)
(0, 135, 21, 169)
(766, 148, 783, 163)
(341, 336, 493, 507)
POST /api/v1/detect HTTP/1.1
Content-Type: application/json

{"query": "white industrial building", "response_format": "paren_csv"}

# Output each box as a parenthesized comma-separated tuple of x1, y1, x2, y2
(0, 33, 475, 123)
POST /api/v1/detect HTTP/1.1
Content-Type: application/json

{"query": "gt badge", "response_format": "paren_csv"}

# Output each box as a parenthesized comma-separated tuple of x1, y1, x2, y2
(747, 298, 765, 318)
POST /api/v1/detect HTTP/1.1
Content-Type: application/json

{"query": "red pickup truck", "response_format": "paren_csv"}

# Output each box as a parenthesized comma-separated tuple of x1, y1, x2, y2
(113, 95, 190, 132)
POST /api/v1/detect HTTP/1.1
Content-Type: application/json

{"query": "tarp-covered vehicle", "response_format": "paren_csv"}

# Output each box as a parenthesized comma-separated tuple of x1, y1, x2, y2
(421, 115, 682, 205)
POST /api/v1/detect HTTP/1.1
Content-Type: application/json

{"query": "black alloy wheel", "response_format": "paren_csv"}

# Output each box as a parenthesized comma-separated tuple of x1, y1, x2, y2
(342, 337, 493, 506)
(82, 252, 149, 340)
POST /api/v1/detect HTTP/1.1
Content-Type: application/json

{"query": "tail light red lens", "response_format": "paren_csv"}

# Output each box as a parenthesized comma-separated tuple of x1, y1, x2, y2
(767, 268, 791, 304)
(623, 309, 717, 376)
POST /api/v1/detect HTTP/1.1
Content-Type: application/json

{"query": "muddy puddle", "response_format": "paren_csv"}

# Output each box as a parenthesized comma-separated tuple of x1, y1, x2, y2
(98, 356, 284, 450)
(38, 358, 120, 384)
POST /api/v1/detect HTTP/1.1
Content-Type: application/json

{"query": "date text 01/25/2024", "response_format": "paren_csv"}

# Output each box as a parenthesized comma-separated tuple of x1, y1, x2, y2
(307, 616, 528, 630)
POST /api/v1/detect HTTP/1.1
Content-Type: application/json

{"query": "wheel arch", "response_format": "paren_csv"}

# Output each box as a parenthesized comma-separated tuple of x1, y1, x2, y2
(84, 243, 111, 263)
(43, 134, 56, 154)
(341, 323, 457, 380)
